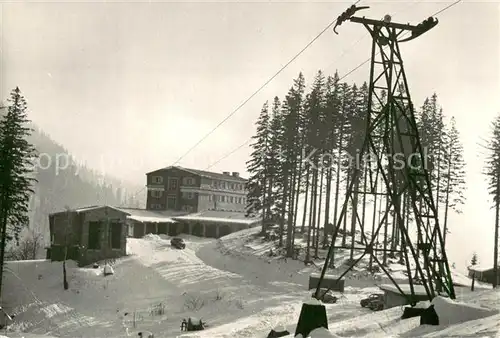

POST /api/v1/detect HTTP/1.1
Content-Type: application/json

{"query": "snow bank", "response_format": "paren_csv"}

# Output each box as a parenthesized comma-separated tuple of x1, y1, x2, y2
(432, 296, 499, 326)
(294, 328, 341, 338)
(142, 234, 162, 241)
(304, 298, 322, 306)
(310, 327, 341, 337)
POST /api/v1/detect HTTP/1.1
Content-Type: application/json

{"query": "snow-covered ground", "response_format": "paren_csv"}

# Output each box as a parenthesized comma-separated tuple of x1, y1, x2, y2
(1, 229, 498, 338)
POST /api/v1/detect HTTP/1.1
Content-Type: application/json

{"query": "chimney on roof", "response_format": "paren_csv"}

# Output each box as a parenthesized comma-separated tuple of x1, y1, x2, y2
(232, 172, 239, 177)
(222, 171, 230, 175)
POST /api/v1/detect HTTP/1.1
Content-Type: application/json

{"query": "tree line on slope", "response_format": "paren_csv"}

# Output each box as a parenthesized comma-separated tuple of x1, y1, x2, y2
(245, 70, 467, 269)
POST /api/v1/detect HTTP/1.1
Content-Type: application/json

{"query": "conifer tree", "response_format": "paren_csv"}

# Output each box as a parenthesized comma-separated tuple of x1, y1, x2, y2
(303, 71, 326, 260)
(245, 102, 271, 229)
(321, 73, 341, 248)
(442, 117, 466, 245)
(347, 83, 368, 261)
(267, 97, 284, 223)
(418, 94, 448, 214)
(470, 252, 478, 266)
(484, 113, 500, 288)
(273, 73, 306, 254)
(0, 87, 37, 296)
(274, 97, 289, 247)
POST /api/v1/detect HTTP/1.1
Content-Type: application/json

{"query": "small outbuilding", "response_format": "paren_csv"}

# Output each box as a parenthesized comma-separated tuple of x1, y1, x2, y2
(47, 205, 129, 266)
(308, 273, 344, 292)
(467, 265, 500, 285)
(378, 284, 430, 308)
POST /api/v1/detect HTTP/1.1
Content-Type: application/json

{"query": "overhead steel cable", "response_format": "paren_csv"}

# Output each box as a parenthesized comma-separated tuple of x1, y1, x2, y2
(126, 0, 364, 200)
(171, 0, 363, 167)
(205, 0, 463, 171)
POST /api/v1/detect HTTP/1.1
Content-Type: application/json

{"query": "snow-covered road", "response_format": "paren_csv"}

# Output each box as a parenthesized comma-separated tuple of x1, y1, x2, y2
(4, 232, 498, 338)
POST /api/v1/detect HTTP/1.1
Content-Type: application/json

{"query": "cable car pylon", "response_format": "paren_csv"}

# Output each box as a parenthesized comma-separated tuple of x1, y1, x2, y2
(314, 4, 455, 306)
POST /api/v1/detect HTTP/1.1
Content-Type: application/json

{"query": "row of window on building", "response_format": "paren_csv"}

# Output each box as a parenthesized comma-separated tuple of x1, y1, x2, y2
(150, 191, 247, 204)
(151, 191, 196, 199)
(152, 176, 195, 188)
(206, 194, 246, 204)
(211, 180, 244, 191)
(151, 175, 245, 192)
(149, 202, 193, 211)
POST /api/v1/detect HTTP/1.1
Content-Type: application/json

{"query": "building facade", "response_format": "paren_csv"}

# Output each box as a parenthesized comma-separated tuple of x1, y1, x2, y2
(48, 206, 128, 266)
(145, 166, 248, 213)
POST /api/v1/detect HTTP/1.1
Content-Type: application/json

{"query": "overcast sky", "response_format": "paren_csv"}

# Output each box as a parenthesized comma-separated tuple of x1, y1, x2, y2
(2, 0, 499, 270)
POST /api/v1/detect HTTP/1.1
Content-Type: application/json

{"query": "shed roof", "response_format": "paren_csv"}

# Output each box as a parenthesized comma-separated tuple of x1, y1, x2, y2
(116, 207, 187, 223)
(49, 206, 260, 225)
(467, 265, 494, 273)
(378, 283, 430, 296)
(50, 206, 186, 224)
(172, 210, 260, 225)
(49, 205, 127, 216)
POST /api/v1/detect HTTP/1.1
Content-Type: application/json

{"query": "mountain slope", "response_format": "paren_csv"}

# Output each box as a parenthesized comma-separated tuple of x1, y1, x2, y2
(0, 102, 145, 248)
(27, 126, 146, 244)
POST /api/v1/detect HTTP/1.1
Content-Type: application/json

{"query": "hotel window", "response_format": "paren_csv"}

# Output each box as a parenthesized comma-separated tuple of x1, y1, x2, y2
(184, 177, 194, 185)
(168, 178, 178, 190)
(150, 203, 163, 210)
(220, 196, 226, 202)
(208, 195, 213, 202)
(152, 176, 163, 184)
(184, 192, 194, 199)
(230, 196, 234, 203)
(238, 197, 242, 204)
(151, 190, 163, 198)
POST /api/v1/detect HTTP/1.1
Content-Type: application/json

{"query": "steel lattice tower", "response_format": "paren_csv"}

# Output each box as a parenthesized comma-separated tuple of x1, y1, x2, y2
(315, 7, 455, 304)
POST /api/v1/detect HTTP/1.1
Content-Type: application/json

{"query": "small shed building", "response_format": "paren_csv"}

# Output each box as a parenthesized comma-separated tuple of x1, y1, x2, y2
(47, 205, 129, 266)
(467, 265, 500, 285)
(378, 284, 430, 308)
(308, 273, 344, 292)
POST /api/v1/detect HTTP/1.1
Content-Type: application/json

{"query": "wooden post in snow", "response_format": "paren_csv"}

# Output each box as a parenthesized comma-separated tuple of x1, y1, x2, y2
(471, 272, 475, 292)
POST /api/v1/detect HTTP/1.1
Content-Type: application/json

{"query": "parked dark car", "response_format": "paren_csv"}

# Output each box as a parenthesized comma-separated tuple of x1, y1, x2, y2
(360, 293, 384, 308)
(367, 298, 384, 311)
(171, 237, 185, 249)
(311, 289, 338, 304)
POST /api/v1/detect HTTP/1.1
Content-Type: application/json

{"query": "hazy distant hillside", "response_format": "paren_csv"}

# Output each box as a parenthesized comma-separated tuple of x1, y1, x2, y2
(27, 126, 146, 241)
(0, 103, 145, 249)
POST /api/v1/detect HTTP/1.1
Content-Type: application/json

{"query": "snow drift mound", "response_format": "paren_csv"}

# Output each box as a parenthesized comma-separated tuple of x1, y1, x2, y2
(294, 327, 341, 337)
(309, 327, 341, 337)
(142, 234, 163, 241)
(432, 296, 499, 325)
